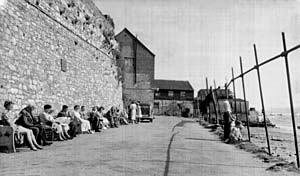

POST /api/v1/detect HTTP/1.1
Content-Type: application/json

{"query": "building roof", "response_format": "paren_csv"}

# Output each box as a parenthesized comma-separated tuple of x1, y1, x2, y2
(115, 28, 155, 57)
(153, 79, 194, 91)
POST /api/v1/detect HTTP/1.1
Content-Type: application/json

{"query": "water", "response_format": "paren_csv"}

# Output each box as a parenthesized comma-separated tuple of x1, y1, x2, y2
(268, 114, 300, 133)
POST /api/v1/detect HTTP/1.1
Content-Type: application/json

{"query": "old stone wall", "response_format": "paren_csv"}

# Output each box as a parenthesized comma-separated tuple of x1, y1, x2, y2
(0, 0, 123, 113)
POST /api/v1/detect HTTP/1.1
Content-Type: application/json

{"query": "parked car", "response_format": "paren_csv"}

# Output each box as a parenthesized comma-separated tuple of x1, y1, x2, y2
(139, 104, 154, 122)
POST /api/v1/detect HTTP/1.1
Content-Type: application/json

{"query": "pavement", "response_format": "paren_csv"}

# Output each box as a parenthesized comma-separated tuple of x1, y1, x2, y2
(0, 116, 298, 176)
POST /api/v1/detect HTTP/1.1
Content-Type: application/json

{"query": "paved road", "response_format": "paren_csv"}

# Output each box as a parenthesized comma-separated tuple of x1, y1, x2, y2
(0, 116, 297, 176)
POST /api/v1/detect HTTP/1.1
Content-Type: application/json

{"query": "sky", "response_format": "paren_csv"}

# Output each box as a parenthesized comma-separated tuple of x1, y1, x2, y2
(94, 0, 300, 111)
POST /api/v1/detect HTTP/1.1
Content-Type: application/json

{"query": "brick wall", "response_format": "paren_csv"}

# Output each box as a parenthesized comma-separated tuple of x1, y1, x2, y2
(115, 29, 155, 107)
(0, 0, 123, 113)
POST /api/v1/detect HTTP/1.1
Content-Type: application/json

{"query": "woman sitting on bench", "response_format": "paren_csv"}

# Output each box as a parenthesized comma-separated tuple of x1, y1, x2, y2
(72, 105, 94, 134)
(1, 101, 42, 151)
(39, 104, 71, 141)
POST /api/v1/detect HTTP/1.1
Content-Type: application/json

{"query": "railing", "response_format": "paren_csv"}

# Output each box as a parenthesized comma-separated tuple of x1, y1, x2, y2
(201, 32, 300, 168)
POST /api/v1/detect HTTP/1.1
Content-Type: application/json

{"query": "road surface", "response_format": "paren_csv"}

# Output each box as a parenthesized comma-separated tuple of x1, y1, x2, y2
(0, 116, 297, 176)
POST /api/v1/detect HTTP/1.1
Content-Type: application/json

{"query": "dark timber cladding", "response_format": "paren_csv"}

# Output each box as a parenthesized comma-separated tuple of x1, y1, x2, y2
(115, 28, 155, 107)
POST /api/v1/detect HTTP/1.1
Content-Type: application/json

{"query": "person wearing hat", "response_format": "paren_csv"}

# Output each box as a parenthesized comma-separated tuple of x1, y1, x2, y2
(1, 101, 42, 151)
(16, 104, 52, 146)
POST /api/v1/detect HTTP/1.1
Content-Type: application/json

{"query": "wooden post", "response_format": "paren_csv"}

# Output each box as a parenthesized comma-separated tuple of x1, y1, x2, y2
(133, 34, 138, 83)
(240, 56, 251, 142)
(225, 83, 228, 99)
(211, 86, 218, 124)
(214, 80, 220, 123)
(253, 44, 271, 155)
(206, 77, 211, 123)
(282, 32, 300, 167)
(231, 68, 238, 119)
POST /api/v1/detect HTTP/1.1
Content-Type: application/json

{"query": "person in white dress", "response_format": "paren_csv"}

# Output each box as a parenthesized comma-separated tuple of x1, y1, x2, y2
(97, 107, 109, 129)
(39, 105, 71, 140)
(136, 101, 142, 123)
(129, 101, 137, 124)
(72, 105, 93, 134)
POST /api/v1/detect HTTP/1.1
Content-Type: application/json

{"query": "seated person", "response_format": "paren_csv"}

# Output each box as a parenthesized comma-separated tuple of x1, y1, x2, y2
(16, 104, 52, 146)
(1, 101, 42, 151)
(57, 105, 76, 138)
(105, 107, 118, 128)
(228, 120, 244, 143)
(88, 107, 102, 132)
(39, 105, 70, 141)
(119, 108, 129, 125)
(72, 105, 93, 134)
(97, 107, 109, 130)
(80, 106, 88, 120)
(50, 109, 71, 138)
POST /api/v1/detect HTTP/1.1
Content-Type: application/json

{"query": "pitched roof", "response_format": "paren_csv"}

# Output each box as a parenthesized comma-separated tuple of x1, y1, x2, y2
(115, 28, 155, 57)
(153, 79, 194, 91)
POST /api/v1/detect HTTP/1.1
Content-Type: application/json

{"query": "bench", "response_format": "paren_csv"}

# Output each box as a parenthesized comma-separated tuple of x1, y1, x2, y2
(0, 126, 16, 153)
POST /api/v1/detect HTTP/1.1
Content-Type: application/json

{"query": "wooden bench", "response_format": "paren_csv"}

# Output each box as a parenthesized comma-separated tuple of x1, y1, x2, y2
(0, 126, 16, 153)
(73, 118, 82, 134)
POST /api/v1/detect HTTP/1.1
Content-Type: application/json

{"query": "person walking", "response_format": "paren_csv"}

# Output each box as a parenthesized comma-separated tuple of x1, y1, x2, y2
(129, 101, 137, 124)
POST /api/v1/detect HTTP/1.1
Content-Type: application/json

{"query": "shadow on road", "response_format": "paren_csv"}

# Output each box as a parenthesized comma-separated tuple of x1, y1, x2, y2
(185, 137, 221, 142)
(172, 120, 195, 132)
(164, 131, 179, 176)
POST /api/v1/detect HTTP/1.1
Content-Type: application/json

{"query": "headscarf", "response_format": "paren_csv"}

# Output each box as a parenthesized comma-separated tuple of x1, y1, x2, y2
(223, 100, 231, 113)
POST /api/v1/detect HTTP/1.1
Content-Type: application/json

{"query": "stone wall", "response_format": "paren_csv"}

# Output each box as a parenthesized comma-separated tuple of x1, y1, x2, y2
(0, 0, 123, 113)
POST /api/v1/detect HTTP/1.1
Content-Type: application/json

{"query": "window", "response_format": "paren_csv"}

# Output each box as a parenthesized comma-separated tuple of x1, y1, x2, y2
(180, 91, 186, 97)
(155, 92, 160, 97)
(168, 91, 174, 97)
(61, 58, 67, 72)
(124, 57, 134, 66)
(154, 102, 159, 109)
(124, 57, 135, 72)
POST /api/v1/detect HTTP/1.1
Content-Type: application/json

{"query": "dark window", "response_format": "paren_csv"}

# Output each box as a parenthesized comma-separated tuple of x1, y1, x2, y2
(168, 91, 174, 97)
(61, 59, 67, 72)
(180, 91, 186, 97)
(124, 57, 134, 72)
(154, 102, 159, 109)
(155, 92, 160, 97)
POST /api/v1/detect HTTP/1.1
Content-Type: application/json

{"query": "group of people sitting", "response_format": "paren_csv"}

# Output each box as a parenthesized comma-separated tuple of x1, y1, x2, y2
(0, 100, 140, 152)
(222, 100, 244, 143)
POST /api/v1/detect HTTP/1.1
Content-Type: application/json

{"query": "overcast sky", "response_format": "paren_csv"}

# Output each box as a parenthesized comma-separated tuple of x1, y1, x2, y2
(94, 0, 300, 111)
